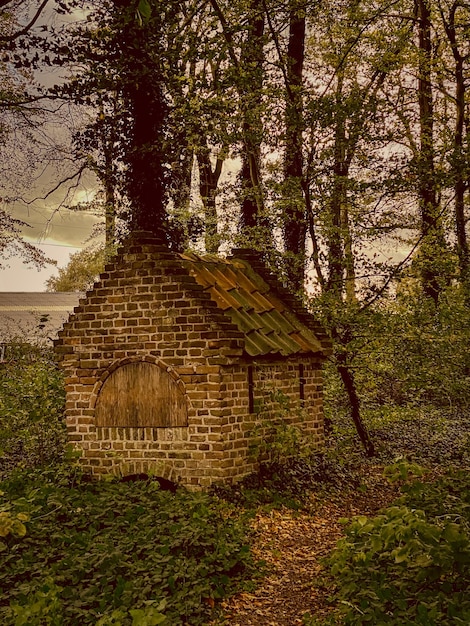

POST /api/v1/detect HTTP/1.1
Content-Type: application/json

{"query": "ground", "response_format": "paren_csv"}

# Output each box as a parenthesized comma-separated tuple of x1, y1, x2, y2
(217, 467, 400, 625)
(213, 408, 470, 625)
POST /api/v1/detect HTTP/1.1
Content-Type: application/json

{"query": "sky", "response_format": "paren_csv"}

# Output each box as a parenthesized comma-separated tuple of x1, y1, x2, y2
(0, 242, 81, 292)
(0, 188, 102, 292)
(0, 2, 100, 293)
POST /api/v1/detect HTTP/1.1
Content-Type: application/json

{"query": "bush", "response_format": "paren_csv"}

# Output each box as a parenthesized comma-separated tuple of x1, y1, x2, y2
(0, 472, 256, 625)
(211, 452, 359, 509)
(356, 288, 470, 411)
(310, 470, 470, 625)
(0, 342, 66, 478)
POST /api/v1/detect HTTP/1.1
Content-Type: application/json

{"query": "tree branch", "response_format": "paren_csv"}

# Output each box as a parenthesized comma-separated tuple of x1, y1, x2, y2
(0, 0, 50, 43)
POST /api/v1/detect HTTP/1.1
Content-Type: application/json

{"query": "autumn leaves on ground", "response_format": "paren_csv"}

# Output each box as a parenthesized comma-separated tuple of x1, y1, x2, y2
(215, 411, 470, 626)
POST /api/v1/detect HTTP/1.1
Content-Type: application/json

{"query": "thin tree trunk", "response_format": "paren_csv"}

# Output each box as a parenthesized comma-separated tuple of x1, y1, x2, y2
(332, 322, 376, 457)
(197, 146, 224, 253)
(282, 1, 307, 293)
(416, 0, 447, 304)
(102, 128, 116, 248)
(238, 2, 266, 238)
(441, 2, 470, 293)
(326, 74, 347, 298)
(337, 360, 376, 457)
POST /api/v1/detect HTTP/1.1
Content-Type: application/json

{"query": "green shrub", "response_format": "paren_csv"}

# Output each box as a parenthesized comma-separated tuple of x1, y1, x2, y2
(0, 342, 66, 478)
(357, 288, 470, 411)
(310, 471, 470, 625)
(0, 472, 255, 625)
(212, 452, 359, 509)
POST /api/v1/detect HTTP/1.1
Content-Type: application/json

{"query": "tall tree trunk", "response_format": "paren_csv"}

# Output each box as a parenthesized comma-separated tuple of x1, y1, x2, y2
(326, 73, 347, 299)
(282, 1, 307, 293)
(197, 144, 224, 253)
(114, 1, 167, 238)
(238, 3, 266, 240)
(102, 119, 116, 249)
(416, 0, 447, 304)
(441, 2, 470, 294)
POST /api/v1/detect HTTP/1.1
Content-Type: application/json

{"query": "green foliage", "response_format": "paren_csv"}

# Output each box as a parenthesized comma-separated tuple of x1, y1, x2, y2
(45, 245, 110, 292)
(0, 473, 255, 625)
(249, 389, 314, 465)
(356, 286, 470, 411)
(310, 471, 470, 625)
(212, 452, 359, 510)
(0, 491, 29, 550)
(382, 457, 425, 484)
(0, 342, 66, 478)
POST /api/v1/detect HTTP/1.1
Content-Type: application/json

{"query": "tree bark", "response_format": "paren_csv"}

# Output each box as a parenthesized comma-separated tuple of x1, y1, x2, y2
(238, 2, 266, 238)
(197, 145, 224, 253)
(441, 2, 470, 294)
(113, 0, 167, 239)
(282, 1, 307, 293)
(416, 0, 447, 304)
(337, 360, 376, 457)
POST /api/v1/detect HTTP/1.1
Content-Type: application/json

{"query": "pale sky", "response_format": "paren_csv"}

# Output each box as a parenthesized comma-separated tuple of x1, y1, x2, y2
(1, 194, 102, 292)
(0, 242, 80, 292)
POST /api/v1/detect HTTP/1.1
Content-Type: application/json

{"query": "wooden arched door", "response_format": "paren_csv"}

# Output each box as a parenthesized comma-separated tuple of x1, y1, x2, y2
(95, 362, 187, 428)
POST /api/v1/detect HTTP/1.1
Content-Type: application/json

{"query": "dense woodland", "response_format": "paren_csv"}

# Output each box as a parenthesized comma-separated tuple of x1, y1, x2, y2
(1, 0, 470, 623)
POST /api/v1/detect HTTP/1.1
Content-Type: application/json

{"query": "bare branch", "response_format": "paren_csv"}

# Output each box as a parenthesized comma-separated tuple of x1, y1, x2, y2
(0, 0, 50, 42)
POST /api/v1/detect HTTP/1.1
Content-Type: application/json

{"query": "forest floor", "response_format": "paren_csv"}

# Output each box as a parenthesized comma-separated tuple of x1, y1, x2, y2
(217, 465, 400, 625)
(214, 408, 470, 625)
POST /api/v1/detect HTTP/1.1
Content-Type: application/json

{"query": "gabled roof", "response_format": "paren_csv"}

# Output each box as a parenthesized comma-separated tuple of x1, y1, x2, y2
(0, 292, 82, 343)
(181, 252, 327, 358)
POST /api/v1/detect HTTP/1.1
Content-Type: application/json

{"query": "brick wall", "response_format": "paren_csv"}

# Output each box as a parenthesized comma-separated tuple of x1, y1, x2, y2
(55, 234, 325, 488)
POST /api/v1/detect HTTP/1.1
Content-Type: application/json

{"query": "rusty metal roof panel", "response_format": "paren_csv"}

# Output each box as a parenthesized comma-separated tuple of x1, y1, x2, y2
(210, 284, 242, 311)
(228, 308, 262, 334)
(245, 331, 286, 357)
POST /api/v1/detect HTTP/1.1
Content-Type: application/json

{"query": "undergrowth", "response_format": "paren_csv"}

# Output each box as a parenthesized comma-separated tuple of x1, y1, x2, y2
(304, 469, 470, 625)
(0, 342, 66, 479)
(0, 469, 256, 625)
(210, 453, 359, 509)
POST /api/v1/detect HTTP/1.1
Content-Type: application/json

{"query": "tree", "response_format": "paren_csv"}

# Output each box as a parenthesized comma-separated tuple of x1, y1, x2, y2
(0, 0, 57, 268)
(45, 245, 107, 291)
(438, 0, 470, 296)
(48, 0, 469, 456)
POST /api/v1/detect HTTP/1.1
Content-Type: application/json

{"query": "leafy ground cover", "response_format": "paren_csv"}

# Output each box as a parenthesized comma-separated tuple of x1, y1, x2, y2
(213, 407, 470, 625)
(2, 340, 470, 625)
(0, 341, 66, 478)
(0, 469, 256, 625)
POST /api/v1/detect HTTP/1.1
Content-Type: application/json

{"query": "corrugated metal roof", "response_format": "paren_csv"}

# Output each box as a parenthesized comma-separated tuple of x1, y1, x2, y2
(181, 253, 324, 357)
(0, 293, 82, 342)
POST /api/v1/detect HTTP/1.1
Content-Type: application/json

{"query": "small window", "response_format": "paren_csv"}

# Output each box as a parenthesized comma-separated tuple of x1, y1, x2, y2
(95, 362, 187, 428)
(299, 363, 305, 402)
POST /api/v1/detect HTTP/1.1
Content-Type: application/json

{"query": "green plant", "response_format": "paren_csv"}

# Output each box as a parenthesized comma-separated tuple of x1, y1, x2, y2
(249, 388, 314, 465)
(0, 491, 29, 551)
(0, 341, 66, 478)
(383, 457, 425, 483)
(314, 471, 470, 625)
(0, 472, 256, 625)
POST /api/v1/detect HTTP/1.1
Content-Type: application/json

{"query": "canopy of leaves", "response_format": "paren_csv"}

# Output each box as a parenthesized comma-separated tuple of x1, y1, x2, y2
(45, 245, 108, 291)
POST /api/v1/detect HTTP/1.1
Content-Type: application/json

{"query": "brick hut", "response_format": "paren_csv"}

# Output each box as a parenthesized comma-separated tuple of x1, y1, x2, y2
(55, 232, 331, 488)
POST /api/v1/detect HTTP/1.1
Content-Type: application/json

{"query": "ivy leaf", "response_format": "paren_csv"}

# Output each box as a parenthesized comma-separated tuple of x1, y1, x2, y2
(136, 0, 151, 24)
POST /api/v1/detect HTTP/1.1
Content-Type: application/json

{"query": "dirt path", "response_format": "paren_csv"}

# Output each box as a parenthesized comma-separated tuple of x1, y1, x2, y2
(217, 468, 400, 625)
